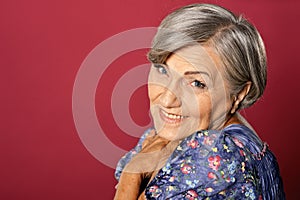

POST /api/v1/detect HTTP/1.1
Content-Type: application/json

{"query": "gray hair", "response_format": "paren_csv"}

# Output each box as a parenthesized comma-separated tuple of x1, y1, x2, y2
(148, 3, 267, 109)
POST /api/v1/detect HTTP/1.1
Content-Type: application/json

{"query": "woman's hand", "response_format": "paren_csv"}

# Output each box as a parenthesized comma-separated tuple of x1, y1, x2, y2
(114, 131, 179, 200)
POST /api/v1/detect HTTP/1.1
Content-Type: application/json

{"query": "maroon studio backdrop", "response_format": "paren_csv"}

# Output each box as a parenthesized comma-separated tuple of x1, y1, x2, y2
(1, 0, 299, 199)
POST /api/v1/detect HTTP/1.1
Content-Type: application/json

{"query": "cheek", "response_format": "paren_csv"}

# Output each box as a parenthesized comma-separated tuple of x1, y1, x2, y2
(210, 73, 232, 114)
(211, 88, 231, 112)
(208, 88, 232, 128)
(181, 92, 212, 131)
(148, 68, 171, 103)
(183, 92, 212, 118)
(148, 84, 162, 103)
(198, 94, 213, 119)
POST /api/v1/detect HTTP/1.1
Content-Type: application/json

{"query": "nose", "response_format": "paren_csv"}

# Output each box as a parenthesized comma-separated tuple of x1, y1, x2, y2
(159, 87, 181, 108)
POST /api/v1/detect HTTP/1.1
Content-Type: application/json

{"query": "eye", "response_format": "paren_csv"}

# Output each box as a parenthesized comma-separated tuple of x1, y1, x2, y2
(153, 64, 168, 75)
(190, 80, 206, 88)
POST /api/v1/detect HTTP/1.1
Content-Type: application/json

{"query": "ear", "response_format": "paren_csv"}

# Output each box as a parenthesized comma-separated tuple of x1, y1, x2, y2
(230, 82, 252, 114)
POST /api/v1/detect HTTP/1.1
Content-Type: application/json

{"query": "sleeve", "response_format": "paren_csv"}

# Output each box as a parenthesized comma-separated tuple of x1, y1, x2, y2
(202, 142, 260, 199)
(200, 133, 261, 200)
(145, 130, 262, 200)
(114, 128, 154, 181)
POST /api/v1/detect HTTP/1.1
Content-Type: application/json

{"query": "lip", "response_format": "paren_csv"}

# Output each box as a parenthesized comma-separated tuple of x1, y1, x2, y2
(159, 108, 188, 125)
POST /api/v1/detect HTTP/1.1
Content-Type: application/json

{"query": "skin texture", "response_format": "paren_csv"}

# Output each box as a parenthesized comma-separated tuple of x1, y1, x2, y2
(114, 130, 179, 200)
(114, 45, 250, 199)
(148, 45, 234, 141)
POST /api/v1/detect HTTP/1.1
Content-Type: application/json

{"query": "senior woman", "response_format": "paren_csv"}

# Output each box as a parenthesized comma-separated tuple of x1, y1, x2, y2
(114, 3, 285, 200)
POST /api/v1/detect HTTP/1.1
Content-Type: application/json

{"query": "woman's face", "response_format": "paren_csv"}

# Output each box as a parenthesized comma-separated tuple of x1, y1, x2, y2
(148, 45, 233, 141)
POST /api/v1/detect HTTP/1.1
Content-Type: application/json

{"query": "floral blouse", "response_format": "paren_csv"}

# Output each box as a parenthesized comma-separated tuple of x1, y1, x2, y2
(115, 124, 285, 200)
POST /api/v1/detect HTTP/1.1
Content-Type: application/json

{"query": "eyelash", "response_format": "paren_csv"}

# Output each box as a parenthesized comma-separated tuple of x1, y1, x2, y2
(153, 64, 168, 75)
(190, 80, 206, 89)
(152, 63, 207, 89)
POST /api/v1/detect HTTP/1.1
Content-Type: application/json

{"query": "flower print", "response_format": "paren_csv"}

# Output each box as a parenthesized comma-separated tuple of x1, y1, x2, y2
(199, 148, 209, 157)
(169, 176, 175, 182)
(239, 149, 246, 157)
(212, 147, 218, 152)
(149, 185, 158, 192)
(181, 164, 192, 174)
(205, 187, 214, 193)
(223, 144, 230, 152)
(245, 186, 256, 200)
(197, 131, 203, 137)
(207, 172, 217, 179)
(185, 190, 198, 200)
(167, 185, 175, 192)
(186, 180, 193, 187)
(220, 170, 225, 179)
(131, 150, 137, 155)
(203, 134, 216, 146)
(218, 190, 226, 196)
(162, 163, 171, 173)
(232, 137, 244, 148)
(227, 161, 237, 175)
(208, 155, 221, 171)
(185, 179, 199, 188)
(187, 139, 199, 148)
(225, 176, 235, 183)
(241, 162, 246, 172)
(149, 185, 162, 198)
(177, 145, 183, 151)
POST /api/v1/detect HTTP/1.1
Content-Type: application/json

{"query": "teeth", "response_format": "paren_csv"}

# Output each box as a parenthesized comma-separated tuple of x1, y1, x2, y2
(162, 110, 184, 119)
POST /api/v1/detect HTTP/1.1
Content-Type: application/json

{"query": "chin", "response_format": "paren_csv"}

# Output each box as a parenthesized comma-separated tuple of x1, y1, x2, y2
(155, 124, 199, 141)
(156, 128, 178, 141)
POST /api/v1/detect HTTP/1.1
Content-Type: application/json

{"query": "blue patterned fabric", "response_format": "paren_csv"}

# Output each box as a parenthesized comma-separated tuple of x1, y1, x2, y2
(115, 124, 285, 200)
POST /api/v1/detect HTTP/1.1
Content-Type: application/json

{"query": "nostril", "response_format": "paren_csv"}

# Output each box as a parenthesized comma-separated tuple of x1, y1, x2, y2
(159, 89, 181, 108)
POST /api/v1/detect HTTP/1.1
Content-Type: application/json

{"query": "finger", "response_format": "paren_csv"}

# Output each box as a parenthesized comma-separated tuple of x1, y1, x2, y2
(114, 172, 142, 200)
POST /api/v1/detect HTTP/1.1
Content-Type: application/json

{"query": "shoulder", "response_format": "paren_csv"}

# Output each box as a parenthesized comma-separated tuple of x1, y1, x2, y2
(114, 128, 155, 181)
(146, 126, 261, 199)
(180, 125, 260, 164)
(222, 125, 286, 199)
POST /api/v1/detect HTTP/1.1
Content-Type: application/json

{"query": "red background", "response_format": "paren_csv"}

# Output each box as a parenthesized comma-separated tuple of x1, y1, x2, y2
(1, 0, 299, 199)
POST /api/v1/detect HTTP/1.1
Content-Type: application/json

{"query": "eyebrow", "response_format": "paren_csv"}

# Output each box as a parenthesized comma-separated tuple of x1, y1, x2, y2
(156, 63, 211, 78)
(184, 71, 210, 78)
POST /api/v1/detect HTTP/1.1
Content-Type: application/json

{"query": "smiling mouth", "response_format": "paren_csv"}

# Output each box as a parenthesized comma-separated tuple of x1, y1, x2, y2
(159, 109, 188, 125)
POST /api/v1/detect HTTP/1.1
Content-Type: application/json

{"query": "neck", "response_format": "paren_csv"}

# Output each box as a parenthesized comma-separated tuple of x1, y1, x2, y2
(223, 113, 242, 128)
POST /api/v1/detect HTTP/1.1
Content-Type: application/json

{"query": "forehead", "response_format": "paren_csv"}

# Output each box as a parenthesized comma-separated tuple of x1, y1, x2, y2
(166, 45, 222, 76)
